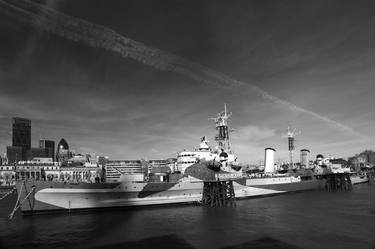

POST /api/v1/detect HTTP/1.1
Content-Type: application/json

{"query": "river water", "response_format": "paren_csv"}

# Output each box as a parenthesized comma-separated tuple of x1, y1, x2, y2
(0, 183, 374, 249)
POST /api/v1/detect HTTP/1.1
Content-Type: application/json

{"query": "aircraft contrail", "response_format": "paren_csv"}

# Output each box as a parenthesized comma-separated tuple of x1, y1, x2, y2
(0, 0, 366, 139)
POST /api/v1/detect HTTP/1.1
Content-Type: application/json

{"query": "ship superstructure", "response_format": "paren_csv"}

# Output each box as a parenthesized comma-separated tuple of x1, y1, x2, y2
(177, 104, 237, 174)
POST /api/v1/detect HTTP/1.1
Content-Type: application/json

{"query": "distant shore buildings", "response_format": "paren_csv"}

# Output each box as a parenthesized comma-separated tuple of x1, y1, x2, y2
(39, 139, 55, 160)
(0, 117, 178, 186)
(348, 150, 375, 171)
(0, 116, 374, 186)
(5, 117, 56, 163)
(56, 138, 71, 164)
(6, 117, 31, 163)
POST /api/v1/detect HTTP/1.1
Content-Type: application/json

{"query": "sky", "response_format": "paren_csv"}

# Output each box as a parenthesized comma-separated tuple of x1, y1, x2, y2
(0, 0, 374, 163)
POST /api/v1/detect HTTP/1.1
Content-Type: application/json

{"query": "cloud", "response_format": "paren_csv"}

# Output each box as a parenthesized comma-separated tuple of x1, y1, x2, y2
(232, 125, 275, 142)
(0, 0, 366, 140)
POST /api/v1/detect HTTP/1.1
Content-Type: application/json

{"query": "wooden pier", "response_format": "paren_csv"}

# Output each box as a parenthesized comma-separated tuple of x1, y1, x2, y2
(201, 180, 236, 207)
(324, 173, 352, 192)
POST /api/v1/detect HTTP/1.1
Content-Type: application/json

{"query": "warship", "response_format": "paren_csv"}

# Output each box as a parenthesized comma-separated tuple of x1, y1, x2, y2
(14, 105, 354, 214)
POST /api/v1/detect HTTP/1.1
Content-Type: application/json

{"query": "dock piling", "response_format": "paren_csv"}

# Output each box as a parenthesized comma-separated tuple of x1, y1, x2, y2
(201, 180, 235, 207)
(324, 173, 352, 192)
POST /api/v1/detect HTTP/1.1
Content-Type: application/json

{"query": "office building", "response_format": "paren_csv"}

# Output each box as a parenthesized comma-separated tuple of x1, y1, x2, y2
(56, 138, 71, 163)
(6, 146, 23, 164)
(11, 117, 31, 161)
(39, 139, 55, 160)
(30, 148, 48, 159)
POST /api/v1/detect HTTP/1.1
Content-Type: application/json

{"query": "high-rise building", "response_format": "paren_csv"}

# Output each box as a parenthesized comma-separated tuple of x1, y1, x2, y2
(6, 146, 23, 164)
(12, 117, 31, 161)
(57, 138, 69, 151)
(56, 138, 70, 163)
(39, 139, 55, 160)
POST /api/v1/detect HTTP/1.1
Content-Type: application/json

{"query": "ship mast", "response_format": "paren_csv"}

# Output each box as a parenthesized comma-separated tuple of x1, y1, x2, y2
(287, 123, 300, 172)
(209, 104, 232, 151)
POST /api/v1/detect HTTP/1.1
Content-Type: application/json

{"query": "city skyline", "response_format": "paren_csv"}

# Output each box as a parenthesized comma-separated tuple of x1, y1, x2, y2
(1, 0, 375, 163)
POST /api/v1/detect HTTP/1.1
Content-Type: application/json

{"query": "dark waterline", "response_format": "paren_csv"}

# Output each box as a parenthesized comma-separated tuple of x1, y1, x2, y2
(0, 184, 374, 249)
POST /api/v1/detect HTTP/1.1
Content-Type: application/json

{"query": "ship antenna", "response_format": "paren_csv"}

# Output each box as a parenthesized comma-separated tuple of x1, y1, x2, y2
(209, 104, 232, 151)
(287, 122, 301, 172)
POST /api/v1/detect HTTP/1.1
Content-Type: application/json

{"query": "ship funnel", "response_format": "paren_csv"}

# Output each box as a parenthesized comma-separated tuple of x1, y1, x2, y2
(264, 148, 276, 173)
(300, 149, 310, 168)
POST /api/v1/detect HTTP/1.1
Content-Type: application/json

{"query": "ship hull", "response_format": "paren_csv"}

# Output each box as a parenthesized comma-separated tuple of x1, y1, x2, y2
(15, 177, 327, 214)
